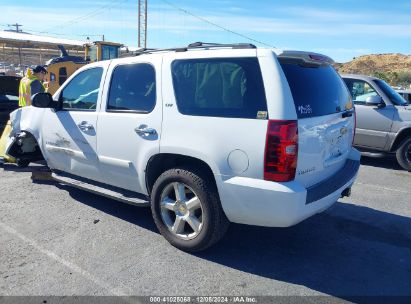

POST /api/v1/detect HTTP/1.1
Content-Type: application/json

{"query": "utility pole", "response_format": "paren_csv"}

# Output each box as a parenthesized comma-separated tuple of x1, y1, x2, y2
(8, 24, 23, 66)
(7, 23, 23, 33)
(138, 0, 147, 48)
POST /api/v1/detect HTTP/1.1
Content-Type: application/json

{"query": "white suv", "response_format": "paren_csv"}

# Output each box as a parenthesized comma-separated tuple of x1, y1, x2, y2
(6, 42, 360, 251)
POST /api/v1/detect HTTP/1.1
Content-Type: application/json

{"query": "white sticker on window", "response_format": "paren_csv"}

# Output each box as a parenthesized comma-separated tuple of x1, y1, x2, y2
(298, 105, 312, 115)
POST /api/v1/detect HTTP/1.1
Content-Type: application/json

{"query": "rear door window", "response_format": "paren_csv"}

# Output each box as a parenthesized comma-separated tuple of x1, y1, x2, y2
(107, 63, 156, 113)
(280, 60, 352, 118)
(171, 58, 267, 119)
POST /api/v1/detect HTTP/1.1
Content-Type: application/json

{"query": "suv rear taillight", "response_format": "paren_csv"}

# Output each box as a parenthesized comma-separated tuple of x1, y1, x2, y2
(264, 120, 298, 182)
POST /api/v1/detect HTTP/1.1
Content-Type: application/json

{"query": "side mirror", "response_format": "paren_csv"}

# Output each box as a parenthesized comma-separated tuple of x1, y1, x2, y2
(32, 92, 58, 109)
(365, 95, 384, 107)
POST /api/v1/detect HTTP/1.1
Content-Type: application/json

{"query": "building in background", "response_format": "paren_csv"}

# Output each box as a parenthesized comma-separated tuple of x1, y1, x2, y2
(0, 30, 85, 76)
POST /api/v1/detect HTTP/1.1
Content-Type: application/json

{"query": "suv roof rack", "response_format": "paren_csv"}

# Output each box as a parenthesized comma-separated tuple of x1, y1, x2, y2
(187, 42, 256, 49)
(134, 42, 257, 56)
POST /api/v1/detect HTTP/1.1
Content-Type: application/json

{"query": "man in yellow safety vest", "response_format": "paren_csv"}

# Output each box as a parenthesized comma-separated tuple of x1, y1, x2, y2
(18, 65, 47, 107)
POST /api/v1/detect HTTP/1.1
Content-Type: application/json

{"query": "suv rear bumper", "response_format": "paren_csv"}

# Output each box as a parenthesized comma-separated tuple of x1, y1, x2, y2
(217, 148, 361, 227)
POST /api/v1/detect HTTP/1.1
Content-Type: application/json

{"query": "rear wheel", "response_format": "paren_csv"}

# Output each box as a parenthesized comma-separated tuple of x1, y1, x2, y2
(396, 136, 411, 171)
(151, 167, 229, 252)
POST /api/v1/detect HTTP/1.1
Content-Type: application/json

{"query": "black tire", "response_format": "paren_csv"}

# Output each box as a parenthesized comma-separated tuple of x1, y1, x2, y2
(151, 167, 229, 252)
(16, 159, 30, 168)
(396, 136, 411, 171)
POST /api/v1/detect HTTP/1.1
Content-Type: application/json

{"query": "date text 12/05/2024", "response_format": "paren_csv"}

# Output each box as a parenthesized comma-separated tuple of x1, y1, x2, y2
(149, 296, 257, 303)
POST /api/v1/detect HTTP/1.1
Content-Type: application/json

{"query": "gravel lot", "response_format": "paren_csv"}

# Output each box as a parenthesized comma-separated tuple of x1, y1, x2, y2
(0, 156, 410, 301)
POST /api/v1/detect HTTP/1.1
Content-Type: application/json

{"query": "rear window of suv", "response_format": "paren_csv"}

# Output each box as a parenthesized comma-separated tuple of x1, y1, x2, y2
(280, 59, 352, 118)
(171, 58, 267, 119)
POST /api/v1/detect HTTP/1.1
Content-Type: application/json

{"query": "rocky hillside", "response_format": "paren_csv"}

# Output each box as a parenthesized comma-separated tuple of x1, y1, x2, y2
(337, 53, 411, 74)
(336, 53, 411, 86)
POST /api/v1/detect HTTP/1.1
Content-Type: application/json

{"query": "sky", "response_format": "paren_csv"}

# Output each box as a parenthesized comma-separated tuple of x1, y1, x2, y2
(1, 0, 411, 62)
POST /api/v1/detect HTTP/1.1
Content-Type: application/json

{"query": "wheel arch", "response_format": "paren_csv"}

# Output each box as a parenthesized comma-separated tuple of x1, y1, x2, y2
(390, 128, 411, 152)
(145, 153, 218, 196)
(6, 129, 44, 161)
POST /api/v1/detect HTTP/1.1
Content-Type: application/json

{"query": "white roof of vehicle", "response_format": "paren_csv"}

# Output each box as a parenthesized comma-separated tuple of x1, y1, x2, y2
(118, 44, 335, 65)
(0, 30, 86, 48)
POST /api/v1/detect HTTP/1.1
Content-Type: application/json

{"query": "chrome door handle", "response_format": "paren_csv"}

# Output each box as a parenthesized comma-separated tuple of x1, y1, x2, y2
(78, 121, 94, 131)
(134, 126, 156, 136)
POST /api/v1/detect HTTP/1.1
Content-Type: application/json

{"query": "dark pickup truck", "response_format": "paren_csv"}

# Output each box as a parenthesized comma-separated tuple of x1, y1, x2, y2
(0, 75, 21, 133)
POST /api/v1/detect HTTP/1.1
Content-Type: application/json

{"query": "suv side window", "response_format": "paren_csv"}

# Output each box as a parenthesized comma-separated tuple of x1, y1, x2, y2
(343, 79, 379, 105)
(107, 63, 156, 112)
(171, 58, 267, 119)
(60, 67, 103, 110)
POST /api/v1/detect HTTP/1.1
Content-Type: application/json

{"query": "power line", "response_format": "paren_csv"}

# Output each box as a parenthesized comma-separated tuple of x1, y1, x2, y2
(1, 23, 102, 40)
(25, 29, 102, 38)
(39, 0, 130, 33)
(159, 0, 275, 48)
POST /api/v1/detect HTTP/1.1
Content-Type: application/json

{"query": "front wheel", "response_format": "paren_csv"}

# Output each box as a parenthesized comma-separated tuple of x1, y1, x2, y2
(151, 167, 229, 252)
(396, 136, 411, 171)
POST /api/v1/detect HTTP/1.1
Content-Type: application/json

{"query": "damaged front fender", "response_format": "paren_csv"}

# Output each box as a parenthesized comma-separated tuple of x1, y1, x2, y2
(4, 107, 47, 166)
(9, 107, 46, 139)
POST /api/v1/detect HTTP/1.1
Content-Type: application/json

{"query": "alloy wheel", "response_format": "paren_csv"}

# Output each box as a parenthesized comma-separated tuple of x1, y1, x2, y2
(159, 182, 204, 240)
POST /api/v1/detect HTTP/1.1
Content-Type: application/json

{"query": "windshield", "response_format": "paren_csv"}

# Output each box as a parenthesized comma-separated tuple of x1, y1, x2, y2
(101, 45, 119, 60)
(374, 79, 408, 106)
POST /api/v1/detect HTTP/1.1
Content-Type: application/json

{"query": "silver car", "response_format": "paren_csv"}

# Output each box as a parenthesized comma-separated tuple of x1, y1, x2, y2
(342, 74, 411, 171)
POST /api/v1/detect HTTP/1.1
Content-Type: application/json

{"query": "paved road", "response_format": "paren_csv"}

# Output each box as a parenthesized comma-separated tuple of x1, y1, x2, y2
(0, 156, 410, 300)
